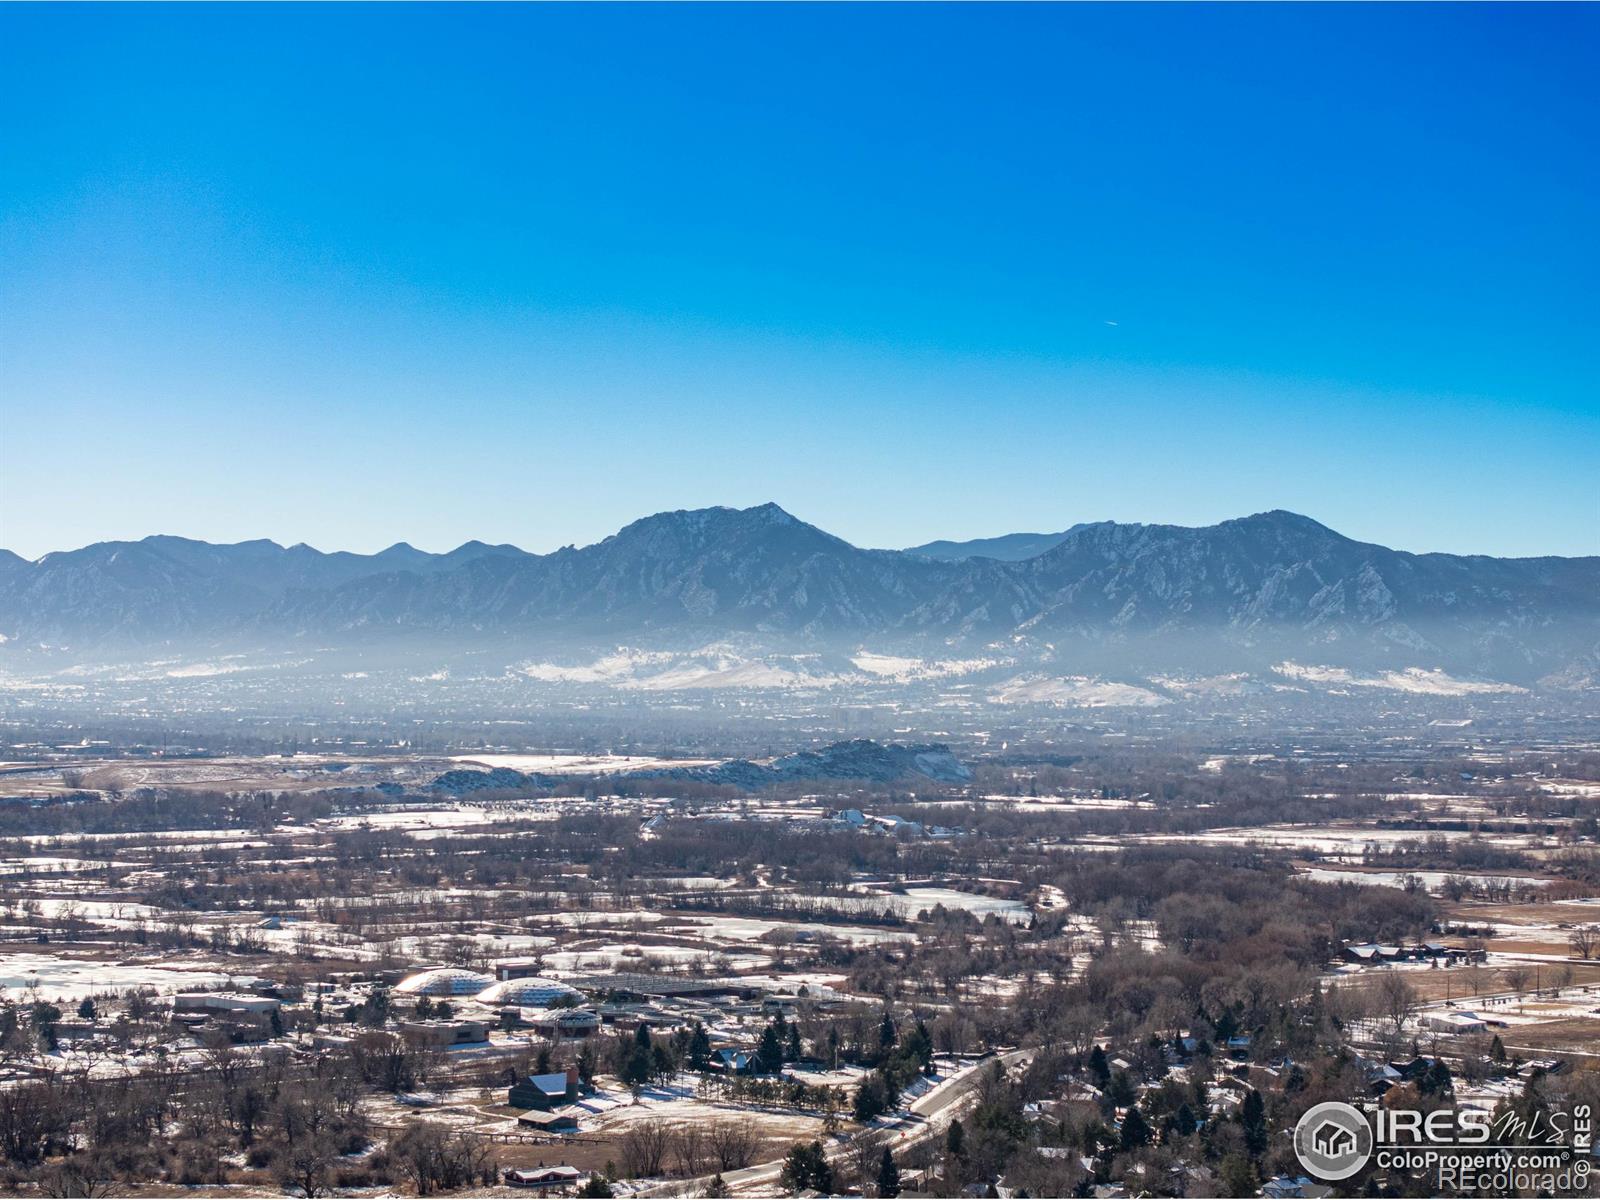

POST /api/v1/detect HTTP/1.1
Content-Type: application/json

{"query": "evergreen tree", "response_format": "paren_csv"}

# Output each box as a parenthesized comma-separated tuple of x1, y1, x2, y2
(876, 1146, 901, 1198)
(757, 1022, 784, 1075)
(1241, 1090, 1268, 1157)
(31, 1002, 60, 1053)
(651, 1043, 675, 1084)
(902, 1019, 935, 1072)
(1119, 1106, 1151, 1151)
(1106, 1072, 1136, 1107)
(1088, 1045, 1110, 1086)
(779, 1141, 832, 1195)
(621, 1042, 652, 1091)
(1220, 1153, 1257, 1197)
(688, 1021, 713, 1069)
(881, 1068, 902, 1111)
(945, 1117, 965, 1159)
(854, 1074, 889, 1123)
(1423, 1059, 1453, 1096)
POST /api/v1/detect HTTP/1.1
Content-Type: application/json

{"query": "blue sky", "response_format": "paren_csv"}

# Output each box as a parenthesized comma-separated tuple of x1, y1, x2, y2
(1, 3, 1595, 559)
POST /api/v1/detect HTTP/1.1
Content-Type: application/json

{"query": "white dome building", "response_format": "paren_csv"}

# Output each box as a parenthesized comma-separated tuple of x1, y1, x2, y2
(394, 967, 494, 997)
(478, 976, 583, 1007)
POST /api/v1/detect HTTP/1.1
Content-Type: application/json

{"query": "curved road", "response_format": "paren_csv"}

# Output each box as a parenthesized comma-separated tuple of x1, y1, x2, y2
(634, 1048, 1032, 1198)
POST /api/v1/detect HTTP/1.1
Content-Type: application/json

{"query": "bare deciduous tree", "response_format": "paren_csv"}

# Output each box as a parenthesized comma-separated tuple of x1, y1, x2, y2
(672, 1122, 710, 1177)
(619, 1118, 673, 1179)
(1376, 972, 1417, 1037)
(708, 1118, 761, 1172)
(1569, 924, 1600, 960)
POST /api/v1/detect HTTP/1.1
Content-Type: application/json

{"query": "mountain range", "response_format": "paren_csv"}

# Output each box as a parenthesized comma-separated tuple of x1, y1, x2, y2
(902, 527, 1088, 562)
(2, 505, 1596, 688)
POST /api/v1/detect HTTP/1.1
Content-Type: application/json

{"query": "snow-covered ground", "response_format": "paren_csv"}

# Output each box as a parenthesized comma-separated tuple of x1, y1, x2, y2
(989, 675, 1169, 707)
(0, 953, 239, 1000)
(1274, 662, 1526, 696)
(451, 753, 719, 774)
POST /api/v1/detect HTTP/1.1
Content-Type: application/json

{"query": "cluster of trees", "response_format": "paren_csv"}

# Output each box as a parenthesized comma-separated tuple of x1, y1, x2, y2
(852, 1011, 934, 1123)
(0, 1046, 391, 1197)
(778, 1140, 833, 1194)
(697, 1073, 848, 1120)
(615, 1117, 762, 1180)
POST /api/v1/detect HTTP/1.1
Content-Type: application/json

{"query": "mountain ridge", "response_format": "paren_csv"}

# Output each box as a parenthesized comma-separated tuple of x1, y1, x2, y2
(3, 505, 1596, 686)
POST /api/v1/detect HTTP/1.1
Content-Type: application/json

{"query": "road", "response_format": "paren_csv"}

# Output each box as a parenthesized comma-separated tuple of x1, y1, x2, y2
(632, 1049, 1033, 1198)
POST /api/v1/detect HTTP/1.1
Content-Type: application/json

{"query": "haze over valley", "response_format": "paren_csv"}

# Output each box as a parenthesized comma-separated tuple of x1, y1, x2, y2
(4, 505, 1596, 734)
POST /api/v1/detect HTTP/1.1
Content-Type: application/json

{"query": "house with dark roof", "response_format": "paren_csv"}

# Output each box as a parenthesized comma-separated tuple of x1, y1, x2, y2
(509, 1067, 580, 1111)
(505, 1164, 583, 1190)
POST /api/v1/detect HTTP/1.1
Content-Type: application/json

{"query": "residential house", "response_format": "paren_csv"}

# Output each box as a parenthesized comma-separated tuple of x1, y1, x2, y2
(510, 1067, 580, 1111)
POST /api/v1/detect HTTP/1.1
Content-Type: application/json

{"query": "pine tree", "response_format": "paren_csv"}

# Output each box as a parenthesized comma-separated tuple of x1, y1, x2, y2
(757, 1022, 784, 1075)
(622, 1042, 652, 1091)
(1424, 1058, 1453, 1096)
(1241, 1089, 1267, 1157)
(1119, 1106, 1151, 1151)
(780, 1141, 832, 1194)
(876, 1146, 901, 1198)
(854, 1074, 888, 1123)
(1088, 1044, 1110, 1085)
(1220, 1153, 1257, 1196)
(688, 1021, 712, 1069)
(945, 1117, 965, 1159)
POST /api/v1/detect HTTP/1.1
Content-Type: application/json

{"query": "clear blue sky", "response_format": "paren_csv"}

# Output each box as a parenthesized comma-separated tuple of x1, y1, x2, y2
(2, 3, 1596, 559)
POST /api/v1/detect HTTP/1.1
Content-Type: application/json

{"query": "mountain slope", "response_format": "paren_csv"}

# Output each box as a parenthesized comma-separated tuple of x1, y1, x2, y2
(904, 526, 1088, 561)
(2, 507, 1596, 686)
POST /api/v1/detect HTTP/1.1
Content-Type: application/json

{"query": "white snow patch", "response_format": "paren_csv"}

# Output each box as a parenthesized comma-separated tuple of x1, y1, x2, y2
(1273, 662, 1525, 695)
(989, 675, 1168, 707)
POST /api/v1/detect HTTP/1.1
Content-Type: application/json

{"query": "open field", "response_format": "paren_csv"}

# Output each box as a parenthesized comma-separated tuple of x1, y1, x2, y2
(3, 731, 1600, 1197)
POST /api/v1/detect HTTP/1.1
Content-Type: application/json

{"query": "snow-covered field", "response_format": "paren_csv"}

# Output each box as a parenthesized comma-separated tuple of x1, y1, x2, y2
(0, 953, 238, 1000)
(1274, 662, 1527, 696)
(449, 753, 718, 775)
(988, 675, 1169, 707)
(1299, 867, 1547, 893)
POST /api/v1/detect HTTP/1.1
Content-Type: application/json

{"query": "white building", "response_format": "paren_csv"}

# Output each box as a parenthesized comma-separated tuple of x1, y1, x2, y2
(394, 967, 494, 997)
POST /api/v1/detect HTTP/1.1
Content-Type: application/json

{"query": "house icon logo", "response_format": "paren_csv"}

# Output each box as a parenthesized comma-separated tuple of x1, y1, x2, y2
(1294, 1102, 1372, 1181)
(1313, 1121, 1355, 1157)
